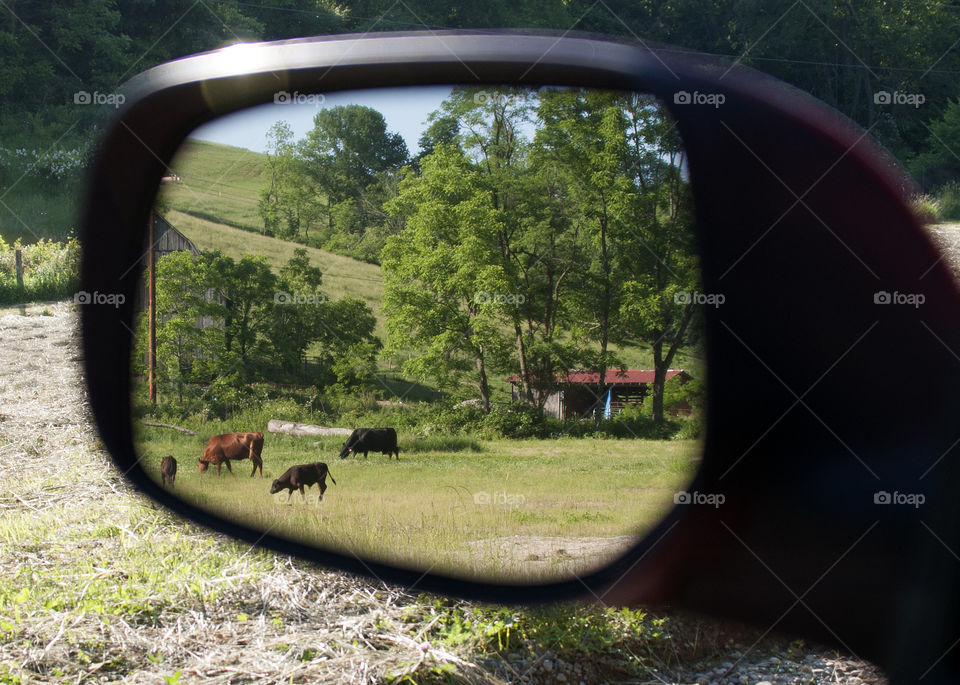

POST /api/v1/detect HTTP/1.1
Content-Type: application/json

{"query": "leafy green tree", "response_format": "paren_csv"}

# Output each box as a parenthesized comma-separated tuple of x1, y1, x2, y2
(264, 248, 380, 377)
(147, 251, 223, 402)
(382, 144, 510, 412)
(259, 121, 319, 238)
(910, 99, 960, 188)
(207, 252, 276, 368)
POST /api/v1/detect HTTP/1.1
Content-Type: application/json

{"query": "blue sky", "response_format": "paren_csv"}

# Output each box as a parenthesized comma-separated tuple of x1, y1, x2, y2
(190, 86, 453, 155)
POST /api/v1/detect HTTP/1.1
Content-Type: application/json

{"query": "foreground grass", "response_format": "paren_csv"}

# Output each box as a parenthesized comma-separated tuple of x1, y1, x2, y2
(1, 304, 874, 683)
(137, 429, 699, 581)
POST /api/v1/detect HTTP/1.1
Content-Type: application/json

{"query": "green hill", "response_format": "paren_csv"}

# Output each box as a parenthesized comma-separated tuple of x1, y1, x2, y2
(156, 138, 702, 399)
(160, 139, 269, 232)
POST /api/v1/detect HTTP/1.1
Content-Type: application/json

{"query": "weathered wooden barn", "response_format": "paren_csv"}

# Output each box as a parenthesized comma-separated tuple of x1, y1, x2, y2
(135, 214, 228, 322)
(508, 369, 690, 420)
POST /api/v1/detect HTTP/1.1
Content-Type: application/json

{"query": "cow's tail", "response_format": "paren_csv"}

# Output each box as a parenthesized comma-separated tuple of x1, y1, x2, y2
(325, 464, 336, 486)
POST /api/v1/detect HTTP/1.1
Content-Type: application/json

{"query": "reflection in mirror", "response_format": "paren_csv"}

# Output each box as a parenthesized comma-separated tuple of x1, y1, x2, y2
(134, 85, 706, 582)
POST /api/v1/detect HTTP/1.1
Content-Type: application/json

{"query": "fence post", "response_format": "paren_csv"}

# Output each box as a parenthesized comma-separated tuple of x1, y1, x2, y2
(14, 249, 23, 288)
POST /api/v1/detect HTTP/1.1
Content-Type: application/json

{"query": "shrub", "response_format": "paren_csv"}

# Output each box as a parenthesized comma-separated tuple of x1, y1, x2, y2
(480, 402, 546, 439)
(0, 236, 79, 305)
(935, 181, 960, 221)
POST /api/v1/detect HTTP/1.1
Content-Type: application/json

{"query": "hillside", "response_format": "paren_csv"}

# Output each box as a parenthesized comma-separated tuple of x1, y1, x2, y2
(160, 139, 270, 232)
(156, 138, 703, 397)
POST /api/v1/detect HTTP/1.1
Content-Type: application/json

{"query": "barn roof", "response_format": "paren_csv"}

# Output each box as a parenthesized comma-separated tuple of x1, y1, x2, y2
(506, 369, 688, 385)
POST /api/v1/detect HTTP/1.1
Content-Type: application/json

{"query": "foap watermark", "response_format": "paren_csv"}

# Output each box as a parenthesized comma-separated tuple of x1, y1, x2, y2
(274, 291, 327, 305)
(474, 291, 525, 306)
(74, 290, 124, 308)
(673, 90, 725, 108)
(74, 91, 125, 108)
(874, 90, 925, 108)
(473, 90, 519, 107)
(874, 290, 925, 308)
(274, 90, 326, 107)
(675, 290, 725, 308)
(674, 490, 725, 508)
(874, 490, 925, 508)
(474, 490, 526, 506)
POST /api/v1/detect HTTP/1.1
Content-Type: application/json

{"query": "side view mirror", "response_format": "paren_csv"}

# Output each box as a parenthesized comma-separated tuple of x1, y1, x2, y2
(79, 32, 960, 683)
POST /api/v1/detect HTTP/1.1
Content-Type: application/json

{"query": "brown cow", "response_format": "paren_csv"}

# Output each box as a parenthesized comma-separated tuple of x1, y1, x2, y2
(198, 432, 264, 477)
(160, 455, 177, 487)
(269, 462, 336, 502)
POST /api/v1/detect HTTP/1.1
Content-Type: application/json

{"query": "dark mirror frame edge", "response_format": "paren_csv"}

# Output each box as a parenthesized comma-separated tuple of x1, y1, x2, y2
(79, 31, 960, 679)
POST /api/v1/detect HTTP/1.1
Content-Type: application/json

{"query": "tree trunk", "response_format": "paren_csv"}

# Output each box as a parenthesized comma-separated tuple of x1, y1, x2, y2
(515, 324, 533, 405)
(594, 209, 611, 429)
(651, 338, 665, 428)
(477, 352, 491, 414)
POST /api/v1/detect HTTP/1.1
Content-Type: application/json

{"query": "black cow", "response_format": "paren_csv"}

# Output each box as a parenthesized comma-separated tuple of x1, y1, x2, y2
(270, 462, 336, 501)
(160, 455, 177, 487)
(339, 427, 399, 460)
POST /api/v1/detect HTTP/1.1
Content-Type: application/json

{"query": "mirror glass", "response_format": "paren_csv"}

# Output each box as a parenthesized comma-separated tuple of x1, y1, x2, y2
(133, 85, 707, 582)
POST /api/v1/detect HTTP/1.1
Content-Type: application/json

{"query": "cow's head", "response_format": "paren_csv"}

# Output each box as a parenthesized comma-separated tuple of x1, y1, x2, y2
(197, 460, 208, 472)
(338, 444, 352, 459)
(269, 479, 283, 494)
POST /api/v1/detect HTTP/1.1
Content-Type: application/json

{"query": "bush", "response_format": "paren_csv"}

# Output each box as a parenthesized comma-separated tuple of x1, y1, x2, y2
(480, 402, 546, 439)
(935, 181, 960, 221)
(0, 236, 79, 304)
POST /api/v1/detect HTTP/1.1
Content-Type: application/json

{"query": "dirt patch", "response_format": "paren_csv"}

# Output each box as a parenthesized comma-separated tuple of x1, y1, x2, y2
(467, 535, 638, 576)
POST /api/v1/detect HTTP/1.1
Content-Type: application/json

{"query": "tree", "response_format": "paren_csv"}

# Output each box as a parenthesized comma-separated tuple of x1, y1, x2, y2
(535, 89, 698, 427)
(259, 121, 318, 238)
(146, 251, 224, 403)
(382, 144, 510, 412)
(612, 93, 698, 428)
(207, 252, 276, 369)
(263, 248, 380, 377)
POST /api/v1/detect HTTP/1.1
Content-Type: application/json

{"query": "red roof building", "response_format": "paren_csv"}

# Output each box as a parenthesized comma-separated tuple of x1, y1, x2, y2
(507, 368, 690, 420)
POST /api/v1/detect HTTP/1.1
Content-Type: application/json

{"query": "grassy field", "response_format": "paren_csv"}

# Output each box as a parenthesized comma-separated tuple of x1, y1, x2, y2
(160, 139, 270, 232)
(163, 208, 384, 318)
(136, 427, 699, 582)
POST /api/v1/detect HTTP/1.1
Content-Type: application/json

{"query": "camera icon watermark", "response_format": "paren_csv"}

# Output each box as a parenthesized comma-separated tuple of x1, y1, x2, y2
(874, 490, 924, 508)
(273, 90, 326, 107)
(274, 291, 327, 305)
(675, 290, 725, 308)
(74, 290, 125, 308)
(474, 291, 525, 306)
(673, 90, 725, 108)
(474, 490, 526, 506)
(873, 90, 925, 108)
(73, 91, 125, 108)
(873, 290, 925, 308)
(674, 490, 725, 508)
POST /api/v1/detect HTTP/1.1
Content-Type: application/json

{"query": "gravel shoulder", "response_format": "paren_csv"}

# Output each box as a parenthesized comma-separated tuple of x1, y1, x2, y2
(0, 303, 887, 684)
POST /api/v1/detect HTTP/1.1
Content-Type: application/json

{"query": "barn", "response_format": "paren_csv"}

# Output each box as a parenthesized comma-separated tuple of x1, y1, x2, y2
(507, 369, 691, 420)
(136, 213, 228, 320)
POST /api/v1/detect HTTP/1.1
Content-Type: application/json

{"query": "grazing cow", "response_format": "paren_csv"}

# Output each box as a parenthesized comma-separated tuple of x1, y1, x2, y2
(198, 432, 264, 477)
(270, 462, 336, 501)
(160, 455, 177, 487)
(339, 427, 399, 460)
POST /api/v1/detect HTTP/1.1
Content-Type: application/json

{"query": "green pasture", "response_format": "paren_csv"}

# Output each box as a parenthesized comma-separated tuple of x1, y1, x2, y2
(136, 428, 700, 582)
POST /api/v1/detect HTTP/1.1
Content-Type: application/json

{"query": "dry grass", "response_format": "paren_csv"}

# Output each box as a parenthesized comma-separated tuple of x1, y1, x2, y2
(0, 304, 494, 683)
(0, 304, 887, 684)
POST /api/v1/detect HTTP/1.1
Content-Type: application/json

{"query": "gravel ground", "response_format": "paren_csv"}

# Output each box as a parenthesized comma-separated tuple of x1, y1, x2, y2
(0, 302, 888, 683)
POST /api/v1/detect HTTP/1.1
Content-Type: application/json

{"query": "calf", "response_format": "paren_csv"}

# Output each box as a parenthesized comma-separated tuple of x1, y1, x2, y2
(160, 455, 177, 487)
(270, 462, 336, 502)
(198, 432, 264, 477)
(339, 427, 399, 460)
